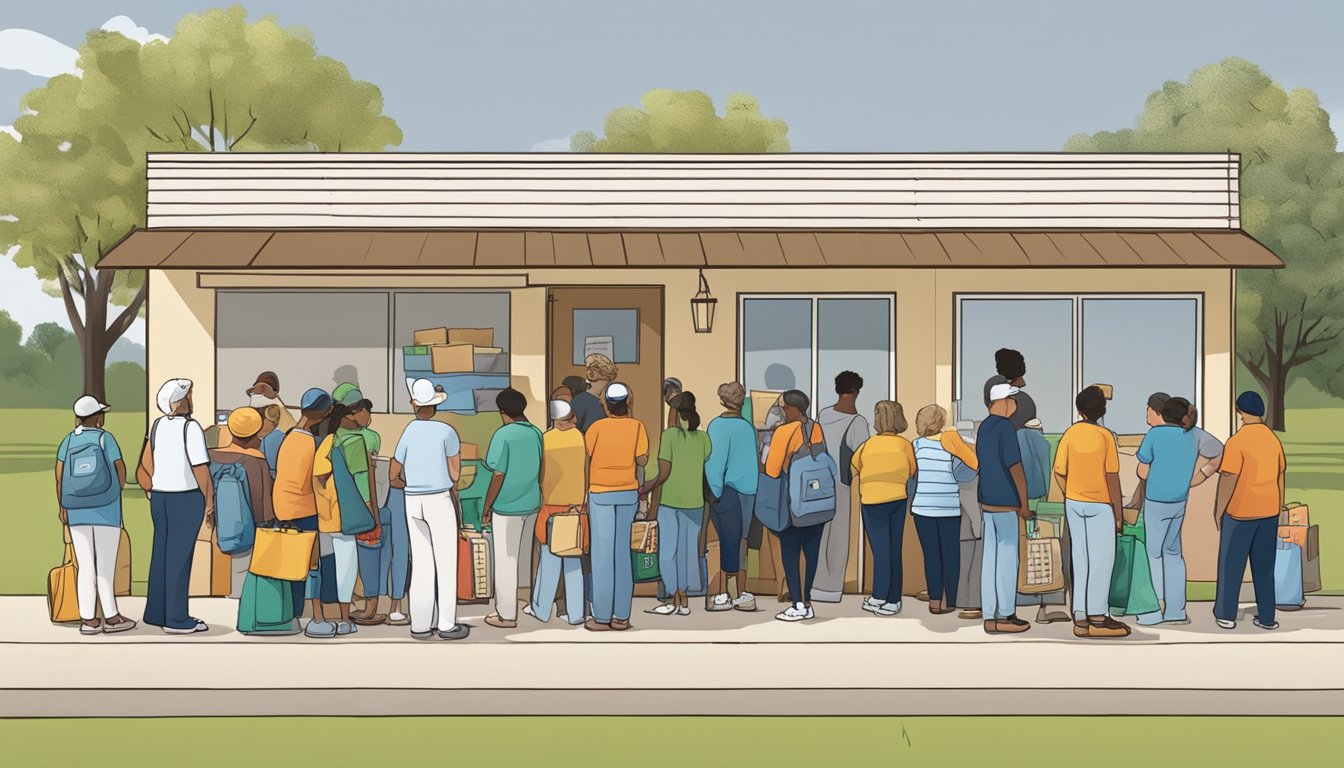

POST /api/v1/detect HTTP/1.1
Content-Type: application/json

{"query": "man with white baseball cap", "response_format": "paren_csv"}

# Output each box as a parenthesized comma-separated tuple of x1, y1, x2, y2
(56, 395, 135, 635)
(136, 378, 214, 635)
(390, 378, 469, 640)
(582, 381, 648, 631)
(976, 382, 1032, 635)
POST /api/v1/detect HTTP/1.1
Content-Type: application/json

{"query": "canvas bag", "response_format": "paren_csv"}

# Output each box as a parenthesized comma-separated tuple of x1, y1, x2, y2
(210, 461, 256, 555)
(630, 520, 659, 554)
(330, 433, 377, 537)
(249, 525, 318, 581)
(61, 432, 118, 509)
(1274, 540, 1305, 607)
(47, 537, 79, 624)
(1017, 518, 1065, 594)
(548, 507, 587, 557)
(236, 571, 295, 633)
(1109, 514, 1160, 616)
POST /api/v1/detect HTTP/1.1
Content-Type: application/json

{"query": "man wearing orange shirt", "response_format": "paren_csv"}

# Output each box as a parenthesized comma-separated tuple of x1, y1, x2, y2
(1213, 391, 1287, 631)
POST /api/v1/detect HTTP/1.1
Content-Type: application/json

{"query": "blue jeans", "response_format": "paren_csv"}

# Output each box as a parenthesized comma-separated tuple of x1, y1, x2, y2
(1215, 515, 1277, 626)
(531, 530, 585, 624)
(1140, 499, 1188, 623)
(588, 490, 638, 623)
(1066, 499, 1117, 620)
(356, 489, 410, 601)
(913, 514, 959, 606)
(980, 510, 1020, 620)
(357, 506, 391, 598)
(658, 505, 703, 594)
(145, 490, 205, 630)
(709, 488, 754, 575)
(862, 499, 907, 603)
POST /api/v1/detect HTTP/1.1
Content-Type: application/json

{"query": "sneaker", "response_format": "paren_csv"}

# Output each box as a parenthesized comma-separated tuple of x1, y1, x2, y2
(304, 619, 337, 638)
(102, 616, 137, 634)
(646, 603, 678, 616)
(80, 621, 102, 636)
(523, 604, 539, 620)
(676, 605, 691, 616)
(732, 593, 758, 612)
(1216, 618, 1236, 630)
(387, 612, 411, 627)
(411, 629, 436, 640)
(164, 619, 208, 635)
(1253, 617, 1279, 631)
(707, 593, 733, 612)
(335, 621, 357, 636)
(439, 624, 471, 641)
(861, 596, 884, 614)
(775, 602, 811, 622)
(874, 601, 902, 616)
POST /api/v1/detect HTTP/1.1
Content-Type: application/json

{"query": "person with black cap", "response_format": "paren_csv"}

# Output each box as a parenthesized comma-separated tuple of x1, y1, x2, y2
(563, 375, 606, 433)
(1213, 390, 1286, 631)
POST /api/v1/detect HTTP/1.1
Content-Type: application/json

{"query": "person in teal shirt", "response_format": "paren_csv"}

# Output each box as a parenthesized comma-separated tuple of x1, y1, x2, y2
(483, 388, 544, 629)
(703, 381, 759, 612)
(639, 392, 712, 617)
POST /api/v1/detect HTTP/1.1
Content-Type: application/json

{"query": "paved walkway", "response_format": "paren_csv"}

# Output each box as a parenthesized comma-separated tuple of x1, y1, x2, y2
(4, 595, 1343, 716)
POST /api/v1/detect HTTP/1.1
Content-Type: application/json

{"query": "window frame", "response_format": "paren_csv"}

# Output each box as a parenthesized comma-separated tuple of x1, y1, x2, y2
(736, 292, 898, 418)
(953, 292, 1204, 433)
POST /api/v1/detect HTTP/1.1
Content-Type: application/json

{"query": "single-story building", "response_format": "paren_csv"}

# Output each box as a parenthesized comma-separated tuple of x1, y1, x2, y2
(101, 151, 1281, 595)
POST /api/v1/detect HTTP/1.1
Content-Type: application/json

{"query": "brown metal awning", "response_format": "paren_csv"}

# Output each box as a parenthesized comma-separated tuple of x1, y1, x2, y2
(97, 228, 1282, 269)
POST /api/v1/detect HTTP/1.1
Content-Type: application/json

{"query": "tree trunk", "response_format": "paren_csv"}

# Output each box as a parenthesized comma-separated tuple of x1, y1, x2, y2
(1265, 359, 1288, 432)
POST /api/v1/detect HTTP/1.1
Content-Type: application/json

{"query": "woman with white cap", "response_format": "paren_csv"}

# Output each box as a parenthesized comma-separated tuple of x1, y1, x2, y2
(525, 398, 588, 625)
(136, 379, 214, 634)
(55, 395, 135, 634)
(583, 381, 649, 632)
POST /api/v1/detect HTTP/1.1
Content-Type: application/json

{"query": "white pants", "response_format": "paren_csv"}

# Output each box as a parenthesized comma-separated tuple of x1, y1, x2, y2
(321, 532, 359, 604)
(406, 491, 459, 633)
(491, 513, 537, 621)
(69, 524, 120, 621)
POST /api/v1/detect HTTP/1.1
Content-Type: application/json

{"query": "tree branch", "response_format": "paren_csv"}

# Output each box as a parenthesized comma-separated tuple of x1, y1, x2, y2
(105, 275, 148, 340)
(228, 107, 258, 150)
(146, 125, 172, 144)
(1239, 351, 1271, 389)
(207, 88, 217, 151)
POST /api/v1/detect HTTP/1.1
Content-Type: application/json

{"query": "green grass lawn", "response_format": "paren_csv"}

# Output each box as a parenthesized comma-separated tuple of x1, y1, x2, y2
(0, 717, 1339, 766)
(2, 407, 1341, 596)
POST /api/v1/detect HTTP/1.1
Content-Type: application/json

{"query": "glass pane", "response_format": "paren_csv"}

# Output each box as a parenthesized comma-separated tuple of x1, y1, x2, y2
(957, 298, 1073, 433)
(216, 291, 390, 413)
(571, 308, 639, 365)
(393, 292, 511, 414)
(742, 298, 812, 404)
(1083, 298, 1198, 436)
(818, 298, 892, 421)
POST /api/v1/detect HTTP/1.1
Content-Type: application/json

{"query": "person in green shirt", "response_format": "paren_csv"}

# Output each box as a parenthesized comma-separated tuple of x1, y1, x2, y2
(330, 386, 394, 627)
(482, 388, 544, 629)
(639, 392, 712, 616)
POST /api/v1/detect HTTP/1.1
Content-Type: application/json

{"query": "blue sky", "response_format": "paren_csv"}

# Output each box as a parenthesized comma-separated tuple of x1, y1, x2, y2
(2, 0, 1341, 343)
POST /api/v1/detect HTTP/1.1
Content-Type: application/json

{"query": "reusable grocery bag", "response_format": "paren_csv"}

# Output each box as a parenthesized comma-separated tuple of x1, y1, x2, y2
(249, 526, 318, 581)
(1274, 540, 1305, 607)
(47, 537, 79, 624)
(1109, 528, 1160, 617)
(632, 551, 661, 583)
(236, 571, 295, 634)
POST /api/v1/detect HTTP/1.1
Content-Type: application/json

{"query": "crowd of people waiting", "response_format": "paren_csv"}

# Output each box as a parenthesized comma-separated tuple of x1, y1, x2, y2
(52, 347, 1288, 639)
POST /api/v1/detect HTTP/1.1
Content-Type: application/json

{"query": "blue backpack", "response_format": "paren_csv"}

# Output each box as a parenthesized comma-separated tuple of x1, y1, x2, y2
(210, 461, 256, 554)
(787, 419, 838, 528)
(61, 431, 118, 509)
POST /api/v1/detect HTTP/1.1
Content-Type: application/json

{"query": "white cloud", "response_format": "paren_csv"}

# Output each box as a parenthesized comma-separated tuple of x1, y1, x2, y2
(0, 28, 79, 77)
(100, 15, 169, 45)
(530, 135, 573, 152)
(0, 126, 18, 141)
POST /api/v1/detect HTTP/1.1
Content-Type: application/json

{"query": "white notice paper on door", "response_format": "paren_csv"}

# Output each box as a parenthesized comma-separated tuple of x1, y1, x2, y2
(583, 335, 615, 361)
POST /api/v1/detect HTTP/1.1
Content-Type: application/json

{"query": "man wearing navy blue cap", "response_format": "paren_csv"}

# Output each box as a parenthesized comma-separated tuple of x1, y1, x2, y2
(274, 387, 335, 630)
(1213, 390, 1287, 631)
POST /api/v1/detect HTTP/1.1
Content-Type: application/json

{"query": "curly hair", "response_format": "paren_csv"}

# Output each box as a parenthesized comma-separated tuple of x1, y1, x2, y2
(585, 353, 619, 384)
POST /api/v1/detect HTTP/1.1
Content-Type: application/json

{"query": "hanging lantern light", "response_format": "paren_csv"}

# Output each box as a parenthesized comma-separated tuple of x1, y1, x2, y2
(690, 269, 717, 334)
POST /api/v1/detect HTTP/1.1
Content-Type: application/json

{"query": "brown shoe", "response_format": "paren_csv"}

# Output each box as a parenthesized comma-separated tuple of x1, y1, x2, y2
(983, 620, 1001, 635)
(584, 618, 611, 632)
(959, 609, 983, 620)
(353, 613, 388, 626)
(1074, 621, 1091, 637)
(1087, 617, 1131, 639)
(915, 590, 930, 603)
(484, 613, 517, 629)
(610, 618, 632, 631)
(992, 616, 1030, 634)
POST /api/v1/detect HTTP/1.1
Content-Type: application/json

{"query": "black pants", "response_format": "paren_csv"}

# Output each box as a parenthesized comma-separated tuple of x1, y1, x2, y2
(144, 490, 205, 630)
(1215, 515, 1277, 625)
(862, 499, 908, 603)
(914, 514, 960, 606)
(777, 524, 824, 604)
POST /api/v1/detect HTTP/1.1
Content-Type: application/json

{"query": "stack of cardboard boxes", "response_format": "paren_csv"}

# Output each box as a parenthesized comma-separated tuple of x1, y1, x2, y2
(403, 327, 509, 414)
(1281, 502, 1321, 595)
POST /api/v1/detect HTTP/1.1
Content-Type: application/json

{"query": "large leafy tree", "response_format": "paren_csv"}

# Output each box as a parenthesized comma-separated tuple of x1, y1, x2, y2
(0, 6, 402, 400)
(572, 89, 789, 152)
(1065, 58, 1344, 429)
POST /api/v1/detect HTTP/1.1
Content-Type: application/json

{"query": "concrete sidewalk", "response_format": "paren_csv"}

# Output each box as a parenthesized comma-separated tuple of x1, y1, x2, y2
(4, 595, 1343, 717)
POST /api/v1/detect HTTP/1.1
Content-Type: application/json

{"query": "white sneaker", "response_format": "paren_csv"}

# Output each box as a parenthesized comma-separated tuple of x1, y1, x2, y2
(732, 593, 758, 612)
(775, 602, 811, 622)
(1216, 618, 1236, 630)
(646, 603, 678, 616)
(677, 605, 691, 616)
(523, 604, 536, 618)
(862, 596, 884, 614)
(708, 593, 733, 612)
(875, 601, 902, 616)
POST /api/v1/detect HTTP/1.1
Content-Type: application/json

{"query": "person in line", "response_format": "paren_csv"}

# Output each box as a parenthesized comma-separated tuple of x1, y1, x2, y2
(527, 400, 588, 625)
(584, 382, 649, 632)
(209, 407, 276, 601)
(982, 348, 1038, 429)
(312, 384, 379, 636)
(976, 383, 1031, 635)
(257, 404, 285, 479)
(704, 381, 760, 612)
(392, 378, 469, 640)
(482, 388, 545, 629)
(763, 389, 828, 622)
(272, 388, 334, 634)
(1213, 391, 1286, 631)
(1054, 386, 1130, 639)
(55, 395, 135, 635)
(585, 354, 620, 403)
(1140, 392, 1224, 490)
(247, 371, 296, 445)
(910, 404, 979, 616)
(639, 392, 712, 616)
(316, 383, 384, 627)
(564, 375, 606, 433)
(815, 371, 873, 604)
(850, 401, 916, 617)
(136, 379, 214, 635)
(1134, 394, 1222, 626)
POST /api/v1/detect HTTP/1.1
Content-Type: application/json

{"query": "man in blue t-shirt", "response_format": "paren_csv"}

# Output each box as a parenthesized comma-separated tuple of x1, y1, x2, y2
(976, 383, 1032, 635)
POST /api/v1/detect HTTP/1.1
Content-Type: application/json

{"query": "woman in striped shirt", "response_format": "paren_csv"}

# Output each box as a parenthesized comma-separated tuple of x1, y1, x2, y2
(910, 405, 980, 615)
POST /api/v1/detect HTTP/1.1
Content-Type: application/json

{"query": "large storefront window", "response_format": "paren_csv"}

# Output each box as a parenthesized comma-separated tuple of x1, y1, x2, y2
(955, 294, 1201, 435)
(740, 294, 894, 418)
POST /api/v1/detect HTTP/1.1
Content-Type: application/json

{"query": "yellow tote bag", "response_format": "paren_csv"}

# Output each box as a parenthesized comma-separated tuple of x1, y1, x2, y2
(249, 527, 318, 581)
(48, 540, 80, 624)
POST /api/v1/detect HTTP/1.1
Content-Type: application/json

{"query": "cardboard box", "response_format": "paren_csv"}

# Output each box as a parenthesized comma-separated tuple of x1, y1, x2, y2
(473, 347, 508, 374)
(473, 388, 505, 413)
(188, 540, 231, 597)
(1090, 383, 1114, 400)
(461, 442, 479, 461)
(748, 390, 783, 431)
(1281, 503, 1310, 527)
(403, 345, 432, 373)
(414, 327, 449, 345)
(430, 344, 475, 373)
(448, 327, 494, 347)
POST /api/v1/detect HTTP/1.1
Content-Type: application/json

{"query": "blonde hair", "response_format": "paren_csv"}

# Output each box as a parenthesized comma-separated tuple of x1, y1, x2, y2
(585, 353, 618, 383)
(873, 400, 908, 435)
(915, 404, 947, 437)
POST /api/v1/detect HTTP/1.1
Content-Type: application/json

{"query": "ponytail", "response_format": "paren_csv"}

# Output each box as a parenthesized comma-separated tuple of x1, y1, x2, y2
(324, 403, 348, 440)
(674, 391, 701, 432)
(1161, 397, 1195, 433)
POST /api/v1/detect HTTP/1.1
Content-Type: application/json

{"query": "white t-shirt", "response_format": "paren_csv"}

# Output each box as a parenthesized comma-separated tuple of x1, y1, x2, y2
(151, 416, 210, 492)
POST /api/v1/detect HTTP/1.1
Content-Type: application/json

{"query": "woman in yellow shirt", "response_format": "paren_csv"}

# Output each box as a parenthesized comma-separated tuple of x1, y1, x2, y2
(850, 401, 916, 616)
